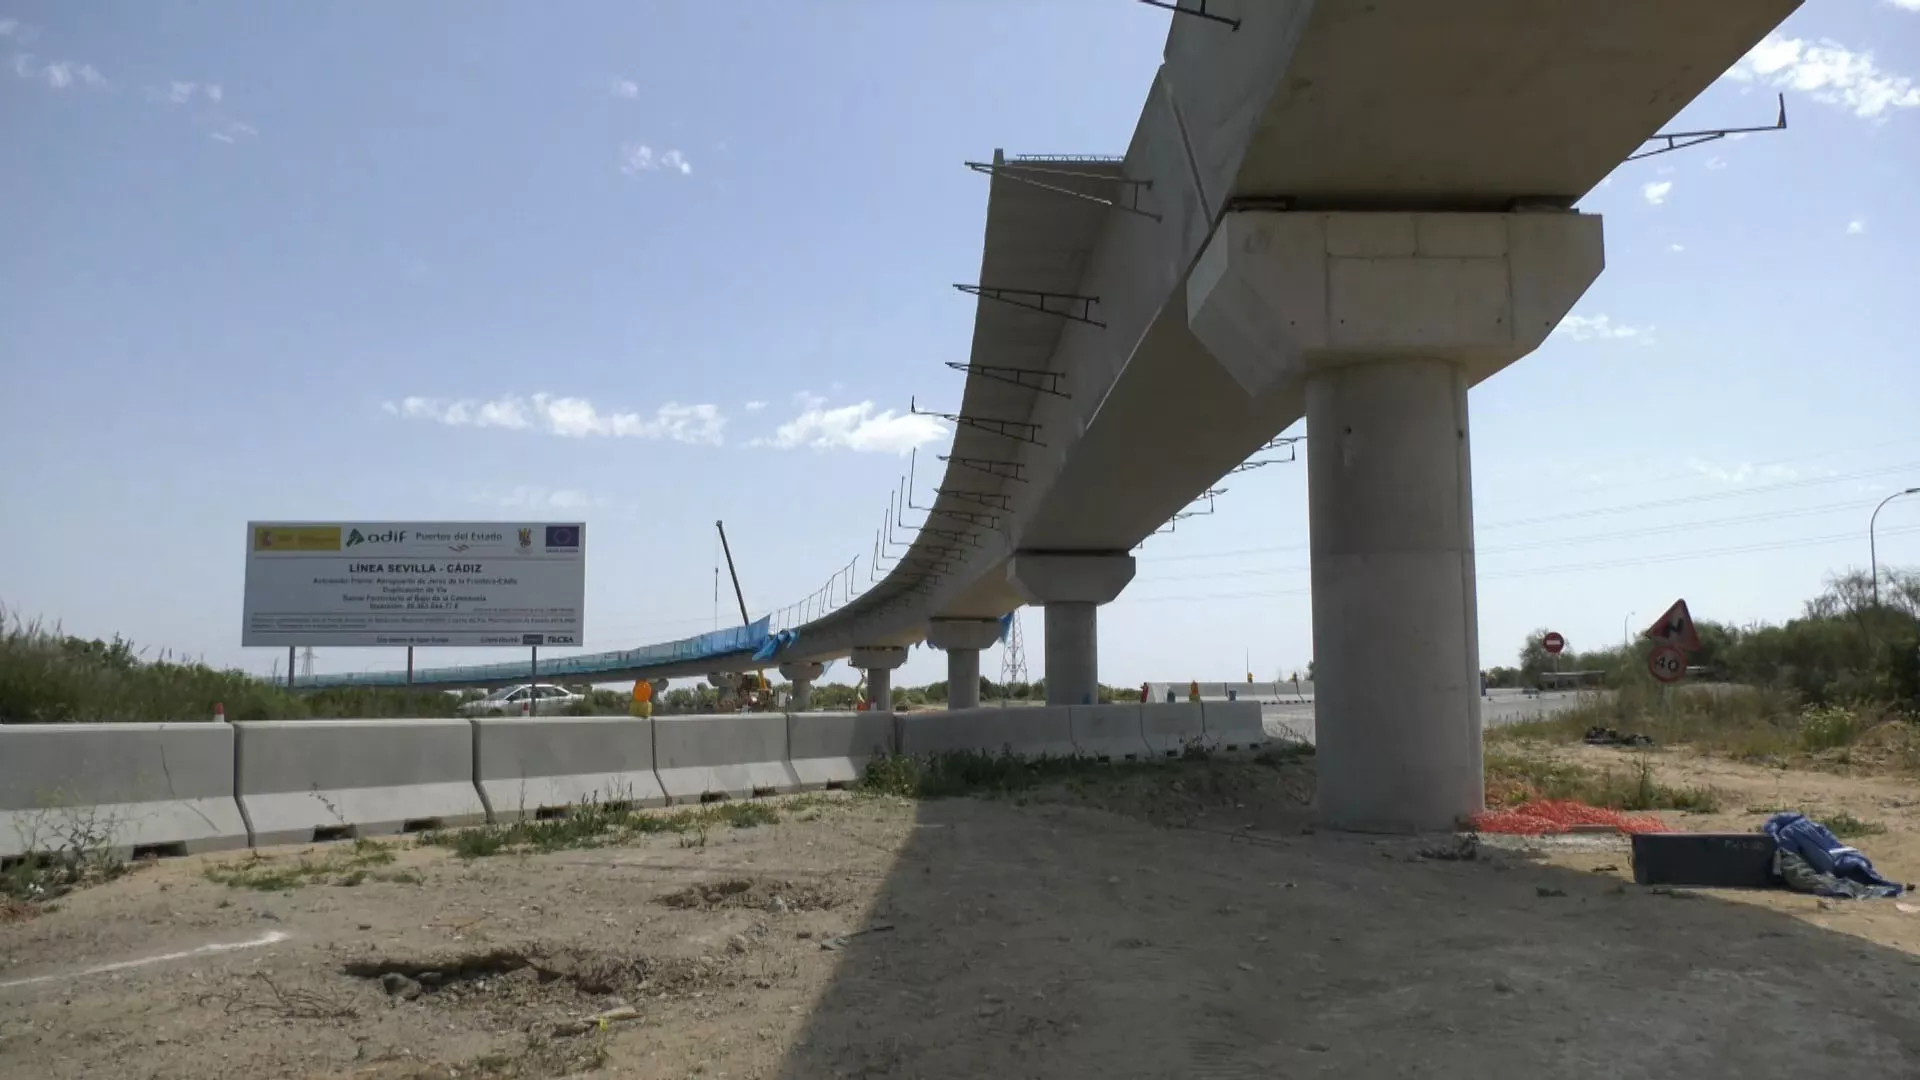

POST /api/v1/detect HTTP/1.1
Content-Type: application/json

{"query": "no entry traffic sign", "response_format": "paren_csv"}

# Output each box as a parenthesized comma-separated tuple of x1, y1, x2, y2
(1648, 644, 1687, 684)
(1543, 631, 1566, 655)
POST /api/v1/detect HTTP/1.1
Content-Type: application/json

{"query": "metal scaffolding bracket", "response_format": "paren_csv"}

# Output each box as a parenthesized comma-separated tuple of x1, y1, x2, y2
(939, 456, 1028, 484)
(954, 284, 1104, 328)
(919, 526, 980, 548)
(943, 361, 1068, 397)
(1171, 489, 1222, 524)
(911, 398, 1044, 446)
(925, 505, 1001, 529)
(963, 160, 1159, 222)
(1229, 435, 1301, 473)
(1630, 93, 1786, 161)
(936, 487, 1014, 511)
(1138, 0, 1239, 31)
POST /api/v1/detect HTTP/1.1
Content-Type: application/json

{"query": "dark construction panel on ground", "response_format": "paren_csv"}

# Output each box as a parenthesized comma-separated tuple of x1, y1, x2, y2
(1631, 832, 1777, 888)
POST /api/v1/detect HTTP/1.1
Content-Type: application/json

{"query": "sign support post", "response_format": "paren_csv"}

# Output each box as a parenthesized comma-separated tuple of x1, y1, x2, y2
(287, 645, 295, 690)
(406, 646, 414, 686)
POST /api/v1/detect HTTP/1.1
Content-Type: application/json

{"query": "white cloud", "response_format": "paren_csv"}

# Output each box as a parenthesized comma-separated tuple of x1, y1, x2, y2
(207, 119, 256, 144)
(1726, 34, 1920, 119)
(1884, 0, 1920, 12)
(1641, 180, 1672, 205)
(385, 393, 726, 445)
(744, 400, 768, 411)
(1704, 155, 1728, 171)
(1668, 243, 1685, 253)
(167, 80, 195, 104)
(1847, 220, 1866, 235)
(751, 397, 951, 455)
(474, 486, 610, 512)
(620, 144, 692, 176)
(205, 83, 222, 103)
(1552, 314, 1647, 343)
(609, 77, 638, 99)
(12, 54, 108, 91)
(1686, 459, 1802, 485)
(0, 19, 18, 37)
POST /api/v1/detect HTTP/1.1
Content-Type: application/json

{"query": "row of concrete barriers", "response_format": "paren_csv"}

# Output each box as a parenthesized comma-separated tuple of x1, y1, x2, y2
(0, 701, 1265, 861)
(1145, 681, 1313, 704)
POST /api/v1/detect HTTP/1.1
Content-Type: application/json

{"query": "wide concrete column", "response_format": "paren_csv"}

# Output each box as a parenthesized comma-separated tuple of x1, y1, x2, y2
(1188, 210, 1604, 832)
(778, 661, 824, 712)
(926, 619, 1001, 710)
(850, 646, 907, 713)
(1006, 554, 1136, 707)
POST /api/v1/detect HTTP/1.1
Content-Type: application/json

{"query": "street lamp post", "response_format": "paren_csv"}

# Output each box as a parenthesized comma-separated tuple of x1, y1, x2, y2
(1622, 611, 1635, 649)
(1870, 487, 1920, 609)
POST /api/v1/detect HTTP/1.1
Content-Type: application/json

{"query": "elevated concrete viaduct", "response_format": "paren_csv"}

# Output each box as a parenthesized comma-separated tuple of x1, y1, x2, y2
(774, 0, 1798, 830)
(360, 1, 1800, 831)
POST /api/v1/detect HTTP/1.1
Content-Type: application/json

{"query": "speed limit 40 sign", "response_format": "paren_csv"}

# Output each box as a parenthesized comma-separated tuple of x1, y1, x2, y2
(1647, 644, 1687, 684)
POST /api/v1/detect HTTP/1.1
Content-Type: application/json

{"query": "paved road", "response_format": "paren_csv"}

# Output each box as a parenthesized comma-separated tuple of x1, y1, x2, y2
(1261, 690, 1591, 745)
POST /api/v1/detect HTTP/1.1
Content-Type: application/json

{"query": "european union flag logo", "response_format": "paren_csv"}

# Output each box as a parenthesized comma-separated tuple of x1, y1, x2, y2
(545, 525, 582, 548)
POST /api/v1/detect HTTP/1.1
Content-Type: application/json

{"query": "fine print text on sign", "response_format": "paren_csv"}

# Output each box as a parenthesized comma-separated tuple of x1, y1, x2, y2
(242, 522, 586, 648)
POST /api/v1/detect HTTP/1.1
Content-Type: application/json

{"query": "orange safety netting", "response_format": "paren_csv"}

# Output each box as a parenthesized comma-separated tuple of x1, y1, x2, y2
(1471, 799, 1672, 836)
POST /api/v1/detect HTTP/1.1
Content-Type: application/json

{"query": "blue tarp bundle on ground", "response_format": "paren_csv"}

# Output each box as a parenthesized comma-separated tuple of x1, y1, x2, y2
(301, 617, 774, 689)
(1764, 812, 1905, 899)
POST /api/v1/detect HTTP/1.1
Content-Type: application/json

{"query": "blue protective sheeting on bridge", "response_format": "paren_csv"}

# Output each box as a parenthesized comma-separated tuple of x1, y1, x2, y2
(998, 612, 1013, 644)
(751, 629, 797, 662)
(302, 617, 774, 689)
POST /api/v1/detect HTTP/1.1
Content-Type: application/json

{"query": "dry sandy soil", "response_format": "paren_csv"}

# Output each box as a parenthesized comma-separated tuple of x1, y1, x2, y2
(4, 751, 1920, 1079)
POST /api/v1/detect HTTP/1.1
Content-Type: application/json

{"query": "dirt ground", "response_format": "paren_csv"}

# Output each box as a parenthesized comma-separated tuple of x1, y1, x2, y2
(4, 752, 1920, 1079)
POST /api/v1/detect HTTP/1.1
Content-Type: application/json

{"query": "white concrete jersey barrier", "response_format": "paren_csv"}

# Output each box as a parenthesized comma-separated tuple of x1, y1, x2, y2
(0, 723, 249, 861)
(1067, 704, 1151, 761)
(1201, 700, 1268, 754)
(471, 717, 666, 820)
(234, 719, 487, 846)
(652, 713, 800, 802)
(787, 711, 895, 789)
(897, 706, 1078, 760)
(1140, 703, 1208, 758)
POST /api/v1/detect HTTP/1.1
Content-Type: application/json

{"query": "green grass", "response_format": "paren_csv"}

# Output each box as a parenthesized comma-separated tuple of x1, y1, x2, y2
(202, 838, 417, 891)
(1491, 683, 1915, 768)
(1818, 810, 1888, 839)
(0, 607, 463, 722)
(418, 797, 788, 859)
(1485, 749, 1722, 813)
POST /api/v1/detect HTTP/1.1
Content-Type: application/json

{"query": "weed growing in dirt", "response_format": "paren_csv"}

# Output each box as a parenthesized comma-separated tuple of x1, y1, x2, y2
(1485, 750, 1721, 813)
(419, 798, 784, 859)
(1, 802, 129, 907)
(202, 838, 412, 891)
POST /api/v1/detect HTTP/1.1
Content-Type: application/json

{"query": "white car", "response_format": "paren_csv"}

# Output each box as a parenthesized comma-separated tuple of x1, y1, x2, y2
(458, 683, 585, 717)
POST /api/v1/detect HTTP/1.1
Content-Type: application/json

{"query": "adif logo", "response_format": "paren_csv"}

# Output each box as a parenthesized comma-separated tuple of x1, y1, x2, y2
(516, 528, 533, 553)
(345, 528, 407, 548)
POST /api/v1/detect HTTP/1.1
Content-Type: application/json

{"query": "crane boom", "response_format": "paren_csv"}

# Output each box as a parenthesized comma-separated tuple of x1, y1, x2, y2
(714, 520, 752, 629)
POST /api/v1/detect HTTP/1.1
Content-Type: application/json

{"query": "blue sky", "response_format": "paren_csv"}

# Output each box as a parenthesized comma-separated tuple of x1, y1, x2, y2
(3, 1, 1918, 690)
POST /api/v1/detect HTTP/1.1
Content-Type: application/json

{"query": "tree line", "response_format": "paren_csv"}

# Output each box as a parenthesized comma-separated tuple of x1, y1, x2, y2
(1486, 569, 1920, 709)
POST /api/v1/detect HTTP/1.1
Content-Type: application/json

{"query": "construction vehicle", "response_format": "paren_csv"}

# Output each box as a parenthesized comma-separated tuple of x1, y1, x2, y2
(711, 521, 778, 713)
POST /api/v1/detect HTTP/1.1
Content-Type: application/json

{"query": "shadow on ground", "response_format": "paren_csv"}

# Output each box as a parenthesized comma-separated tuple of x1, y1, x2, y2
(771, 759, 1920, 1078)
